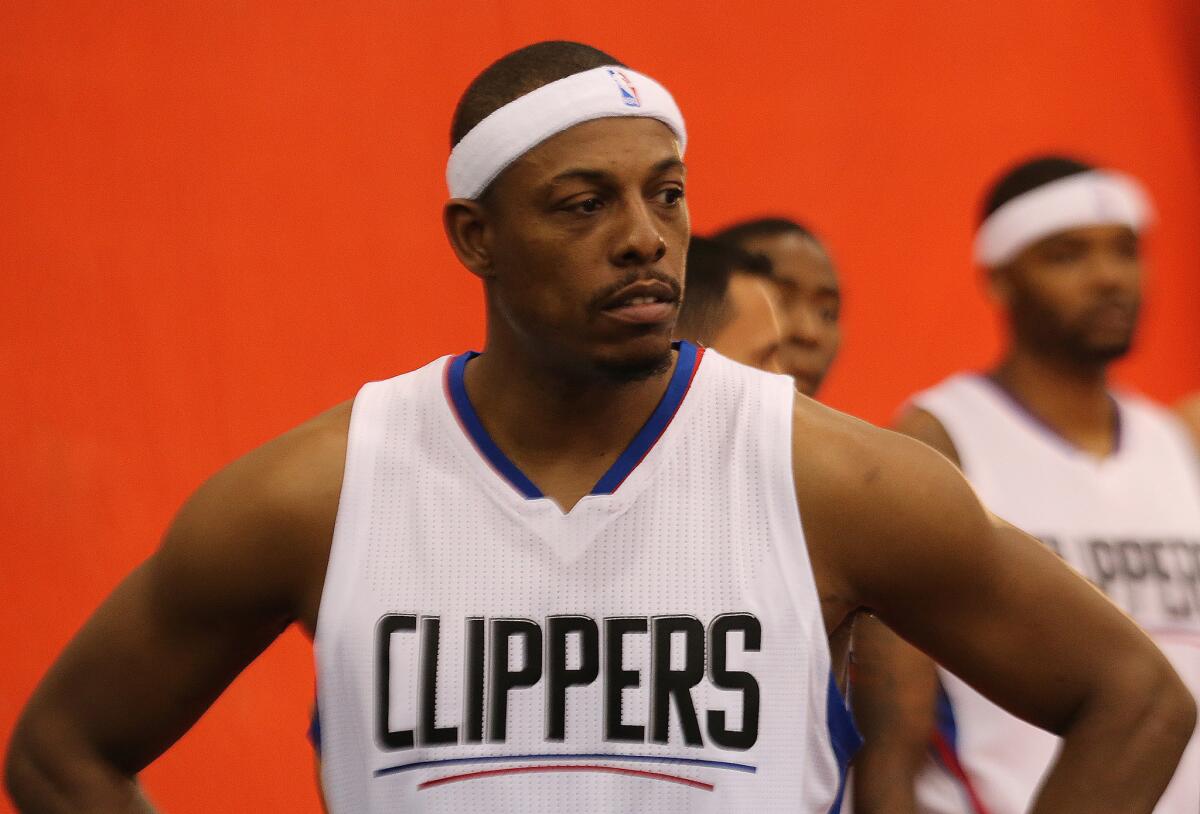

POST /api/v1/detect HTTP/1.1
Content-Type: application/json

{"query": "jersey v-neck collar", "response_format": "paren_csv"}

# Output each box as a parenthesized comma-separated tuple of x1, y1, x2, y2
(975, 374, 1125, 464)
(444, 341, 704, 501)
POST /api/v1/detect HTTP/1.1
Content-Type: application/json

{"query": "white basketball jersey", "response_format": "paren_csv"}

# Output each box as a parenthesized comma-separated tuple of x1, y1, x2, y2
(910, 373, 1200, 814)
(313, 343, 859, 813)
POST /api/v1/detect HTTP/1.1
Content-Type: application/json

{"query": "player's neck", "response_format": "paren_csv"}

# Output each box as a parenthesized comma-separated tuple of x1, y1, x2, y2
(460, 340, 679, 510)
(990, 348, 1118, 459)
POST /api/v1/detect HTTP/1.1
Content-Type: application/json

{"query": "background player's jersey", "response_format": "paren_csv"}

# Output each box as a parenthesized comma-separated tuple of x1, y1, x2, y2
(314, 344, 859, 814)
(910, 373, 1200, 814)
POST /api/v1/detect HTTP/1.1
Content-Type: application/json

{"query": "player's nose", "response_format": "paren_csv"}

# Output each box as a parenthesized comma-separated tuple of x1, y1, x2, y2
(786, 304, 822, 346)
(613, 199, 667, 267)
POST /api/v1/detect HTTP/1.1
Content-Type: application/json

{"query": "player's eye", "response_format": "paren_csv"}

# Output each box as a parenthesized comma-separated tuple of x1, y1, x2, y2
(570, 197, 604, 214)
(1113, 237, 1139, 261)
(1040, 241, 1087, 265)
(657, 186, 685, 206)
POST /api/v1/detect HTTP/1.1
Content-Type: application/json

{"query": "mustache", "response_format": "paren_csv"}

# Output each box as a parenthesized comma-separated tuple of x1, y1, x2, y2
(1079, 296, 1139, 321)
(587, 269, 682, 313)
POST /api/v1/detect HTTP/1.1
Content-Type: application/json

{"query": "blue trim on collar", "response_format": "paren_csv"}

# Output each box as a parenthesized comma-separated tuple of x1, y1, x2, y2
(979, 374, 1124, 457)
(447, 351, 545, 499)
(445, 341, 700, 501)
(590, 339, 699, 495)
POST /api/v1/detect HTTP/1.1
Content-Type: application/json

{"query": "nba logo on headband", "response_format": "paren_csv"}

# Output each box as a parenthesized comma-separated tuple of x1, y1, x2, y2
(607, 68, 641, 107)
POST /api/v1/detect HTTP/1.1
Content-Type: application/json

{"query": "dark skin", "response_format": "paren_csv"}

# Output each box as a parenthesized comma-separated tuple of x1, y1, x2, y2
(852, 223, 1161, 813)
(989, 224, 1141, 457)
(6, 123, 1194, 813)
(706, 272, 786, 373)
(734, 231, 841, 396)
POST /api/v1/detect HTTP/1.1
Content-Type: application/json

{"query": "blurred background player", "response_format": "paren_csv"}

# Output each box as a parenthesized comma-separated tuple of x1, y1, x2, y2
(674, 236, 785, 372)
(713, 218, 841, 396)
(852, 155, 1200, 814)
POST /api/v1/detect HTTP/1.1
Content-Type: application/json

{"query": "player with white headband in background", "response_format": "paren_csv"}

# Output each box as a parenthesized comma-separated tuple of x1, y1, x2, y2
(6, 47, 1195, 814)
(852, 155, 1200, 814)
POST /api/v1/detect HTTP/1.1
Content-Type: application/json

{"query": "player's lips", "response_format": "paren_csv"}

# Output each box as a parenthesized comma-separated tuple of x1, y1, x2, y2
(600, 280, 679, 325)
(1084, 302, 1137, 332)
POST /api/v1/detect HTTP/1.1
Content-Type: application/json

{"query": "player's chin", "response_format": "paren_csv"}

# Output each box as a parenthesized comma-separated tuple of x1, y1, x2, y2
(591, 333, 676, 384)
(789, 370, 822, 397)
(1078, 334, 1135, 364)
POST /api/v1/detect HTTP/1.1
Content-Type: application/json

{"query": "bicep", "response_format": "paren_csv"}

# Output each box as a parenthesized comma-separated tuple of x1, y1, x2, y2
(852, 615, 938, 747)
(809, 423, 1158, 735)
(23, 551, 290, 775)
(15, 426, 336, 776)
(850, 615, 939, 813)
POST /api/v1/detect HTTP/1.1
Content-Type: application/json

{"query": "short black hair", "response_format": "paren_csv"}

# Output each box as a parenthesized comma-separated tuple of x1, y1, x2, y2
(712, 217, 818, 249)
(981, 155, 1095, 224)
(451, 41, 625, 147)
(676, 236, 773, 344)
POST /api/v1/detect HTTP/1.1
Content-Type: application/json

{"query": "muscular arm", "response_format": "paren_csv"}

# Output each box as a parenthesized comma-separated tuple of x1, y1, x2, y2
(850, 614, 937, 814)
(851, 406, 957, 814)
(4, 404, 349, 812)
(794, 400, 1195, 814)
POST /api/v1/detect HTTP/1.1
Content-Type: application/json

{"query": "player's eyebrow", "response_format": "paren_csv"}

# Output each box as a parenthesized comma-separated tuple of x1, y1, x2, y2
(548, 168, 612, 186)
(648, 156, 686, 177)
(547, 157, 685, 187)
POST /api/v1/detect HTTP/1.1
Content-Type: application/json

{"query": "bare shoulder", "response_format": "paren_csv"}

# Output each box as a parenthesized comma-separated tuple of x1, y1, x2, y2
(155, 400, 354, 633)
(789, 396, 993, 627)
(892, 404, 960, 465)
(790, 396, 966, 511)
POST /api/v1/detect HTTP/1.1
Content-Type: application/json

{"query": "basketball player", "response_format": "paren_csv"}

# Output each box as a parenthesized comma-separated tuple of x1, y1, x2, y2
(674, 236, 785, 372)
(714, 218, 840, 396)
(851, 156, 1200, 814)
(6, 47, 1194, 814)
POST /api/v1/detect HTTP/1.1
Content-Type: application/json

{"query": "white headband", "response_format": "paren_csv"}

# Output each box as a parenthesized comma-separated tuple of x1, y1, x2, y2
(446, 65, 687, 200)
(974, 170, 1153, 267)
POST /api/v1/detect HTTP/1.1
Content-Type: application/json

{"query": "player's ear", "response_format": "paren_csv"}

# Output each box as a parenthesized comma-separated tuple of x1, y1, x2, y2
(443, 199, 494, 280)
(985, 265, 1014, 308)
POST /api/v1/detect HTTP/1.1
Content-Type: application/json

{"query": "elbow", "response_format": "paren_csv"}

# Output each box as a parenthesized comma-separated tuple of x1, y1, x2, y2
(5, 725, 48, 811)
(1141, 661, 1197, 752)
(5, 713, 96, 812)
(1100, 657, 1197, 761)
(1153, 669, 1198, 752)
(5, 710, 145, 812)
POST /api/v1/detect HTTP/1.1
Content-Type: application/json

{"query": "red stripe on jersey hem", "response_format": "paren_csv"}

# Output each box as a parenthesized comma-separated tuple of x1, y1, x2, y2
(418, 764, 714, 791)
(931, 731, 992, 814)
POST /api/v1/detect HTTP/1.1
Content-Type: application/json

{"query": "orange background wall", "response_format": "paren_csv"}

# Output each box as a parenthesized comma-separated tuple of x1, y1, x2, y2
(3, 2, 1198, 811)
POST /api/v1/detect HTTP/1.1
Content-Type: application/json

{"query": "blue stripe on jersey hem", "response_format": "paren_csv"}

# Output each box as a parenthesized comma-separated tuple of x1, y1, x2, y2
(826, 672, 862, 812)
(446, 341, 700, 501)
(447, 351, 545, 499)
(934, 680, 957, 750)
(374, 751, 757, 778)
(591, 339, 699, 495)
(308, 700, 321, 755)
